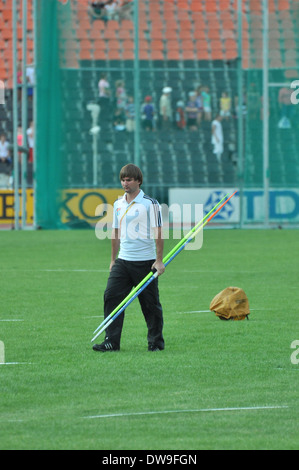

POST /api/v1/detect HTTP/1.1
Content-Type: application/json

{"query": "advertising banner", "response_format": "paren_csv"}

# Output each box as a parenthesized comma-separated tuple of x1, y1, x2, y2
(0, 189, 34, 225)
(169, 188, 299, 224)
(2, 188, 299, 226)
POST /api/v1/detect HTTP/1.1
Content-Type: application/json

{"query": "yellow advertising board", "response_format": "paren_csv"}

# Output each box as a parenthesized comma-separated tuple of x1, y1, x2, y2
(60, 188, 123, 224)
(0, 188, 123, 226)
(0, 189, 34, 225)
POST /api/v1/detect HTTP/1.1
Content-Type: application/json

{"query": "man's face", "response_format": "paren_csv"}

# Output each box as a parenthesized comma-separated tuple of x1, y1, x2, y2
(121, 177, 140, 194)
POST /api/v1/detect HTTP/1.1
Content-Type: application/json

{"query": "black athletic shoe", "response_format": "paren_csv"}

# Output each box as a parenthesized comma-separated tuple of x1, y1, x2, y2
(148, 344, 164, 352)
(93, 341, 120, 352)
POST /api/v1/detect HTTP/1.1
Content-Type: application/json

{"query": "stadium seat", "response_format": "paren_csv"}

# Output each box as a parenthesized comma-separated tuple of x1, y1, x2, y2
(93, 38, 107, 51)
(165, 29, 179, 40)
(196, 49, 210, 60)
(207, 18, 221, 30)
(181, 50, 196, 60)
(150, 50, 164, 60)
(0, 68, 8, 80)
(192, 17, 207, 29)
(179, 30, 193, 41)
(222, 19, 235, 31)
(151, 40, 164, 51)
(107, 50, 121, 60)
(1, 29, 13, 40)
(122, 50, 134, 60)
(278, 0, 290, 10)
(76, 28, 89, 40)
(2, 9, 12, 21)
(211, 50, 225, 60)
(207, 29, 221, 40)
(165, 19, 179, 30)
(206, 1, 218, 13)
(166, 50, 180, 60)
(168, 40, 180, 51)
(180, 40, 194, 51)
(80, 48, 92, 60)
(150, 29, 164, 40)
(118, 29, 132, 40)
(179, 20, 192, 31)
(139, 50, 150, 60)
(103, 29, 118, 40)
(190, 1, 204, 12)
(93, 49, 107, 60)
(122, 39, 134, 51)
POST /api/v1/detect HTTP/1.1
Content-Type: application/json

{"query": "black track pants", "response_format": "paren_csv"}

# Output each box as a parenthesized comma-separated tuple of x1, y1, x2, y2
(103, 258, 164, 349)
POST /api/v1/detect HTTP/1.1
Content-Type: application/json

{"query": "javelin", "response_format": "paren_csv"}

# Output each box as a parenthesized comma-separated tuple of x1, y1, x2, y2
(91, 193, 228, 340)
(91, 192, 237, 343)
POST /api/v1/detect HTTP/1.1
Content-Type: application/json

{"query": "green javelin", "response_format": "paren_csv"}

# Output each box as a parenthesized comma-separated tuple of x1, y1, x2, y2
(92, 193, 229, 337)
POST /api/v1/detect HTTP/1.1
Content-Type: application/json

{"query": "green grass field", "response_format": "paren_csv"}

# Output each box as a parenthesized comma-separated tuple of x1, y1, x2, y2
(1, 228, 299, 450)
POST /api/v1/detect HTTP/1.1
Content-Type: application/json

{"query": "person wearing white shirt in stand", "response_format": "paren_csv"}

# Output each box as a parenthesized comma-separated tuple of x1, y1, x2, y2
(26, 65, 35, 100)
(211, 113, 224, 162)
(0, 133, 11, 189)
(0, 133, 10, 163)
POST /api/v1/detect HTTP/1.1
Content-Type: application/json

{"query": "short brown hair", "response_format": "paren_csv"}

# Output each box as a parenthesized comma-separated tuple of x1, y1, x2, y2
(119, 164, 143, 186)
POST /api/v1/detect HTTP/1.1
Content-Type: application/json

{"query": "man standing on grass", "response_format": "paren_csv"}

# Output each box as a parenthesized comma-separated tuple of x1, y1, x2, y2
(93, 164, 165, 353)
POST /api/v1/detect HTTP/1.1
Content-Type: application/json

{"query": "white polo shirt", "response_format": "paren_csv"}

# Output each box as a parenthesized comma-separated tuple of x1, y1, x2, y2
(113, 189, 163, 261)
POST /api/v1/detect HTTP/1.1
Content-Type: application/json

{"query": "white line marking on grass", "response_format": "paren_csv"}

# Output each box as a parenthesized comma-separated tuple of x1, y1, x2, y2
(0, 319, 24, 322)
(180, 270, 259, 274)
(0, 362, 32, 365)
(83, 315, 103, 319)
(177, 308, 263, 315)
(83, 405, 288, 420)
(41, 269, 108, 273)
(177, 310, 211, 314)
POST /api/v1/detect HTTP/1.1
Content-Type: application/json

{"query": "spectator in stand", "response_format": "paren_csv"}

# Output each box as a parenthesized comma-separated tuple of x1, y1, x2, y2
(113, 108, 126, 131)
(17, 126, 23, 163)
(278, 86, 293, 129)
(125, 95, 135, 132)
(98, 73, 111, 117)
(115, 79, 127, 110)
(88, 1, 107, 22)
(141, 96, 155, 131)
(104, 0, 119, 20)
(26, 121, 34, 163)
(98, 72, 110, 100)
(159, 87, 172, 130)
(118, 0, 133, 20)
(195, 86, 203, 126)
(26, 64, 35, 101)
(17, 63, 22, 102)
(185, 92, 199, 131)
(211, 113, 224, 163)
(0, 133, 11, 189)
(0, 133, 10, 164)
(220, 91, 231, 119)
(247, 83, 260, 121)
(202, 86, 212, 121)
(175, 100, 186, 130)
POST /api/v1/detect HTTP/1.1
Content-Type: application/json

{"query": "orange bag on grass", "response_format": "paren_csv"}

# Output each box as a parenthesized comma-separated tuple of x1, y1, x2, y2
(210, 287, 250, 321)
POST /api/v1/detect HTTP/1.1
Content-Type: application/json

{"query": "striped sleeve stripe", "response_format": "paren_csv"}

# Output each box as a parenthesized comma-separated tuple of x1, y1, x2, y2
(143, 195, 162, 227)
